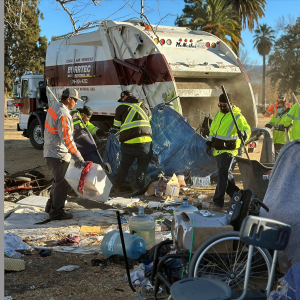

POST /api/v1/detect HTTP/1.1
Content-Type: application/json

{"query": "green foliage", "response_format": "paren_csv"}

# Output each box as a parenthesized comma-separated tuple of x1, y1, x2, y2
(268, 18, 300, 94)
(225, 0, 266, 32)
(4, 0, 47, 94)
(253, 24, 275, 56)
(175, 0, 242, 55)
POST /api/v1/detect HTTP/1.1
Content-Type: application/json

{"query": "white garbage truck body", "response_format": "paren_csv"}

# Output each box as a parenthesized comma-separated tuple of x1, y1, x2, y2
(16, 20, 257, 149)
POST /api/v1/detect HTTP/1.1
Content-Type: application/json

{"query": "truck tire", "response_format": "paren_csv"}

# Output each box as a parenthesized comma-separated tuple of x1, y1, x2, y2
(29, 118, 44, 150)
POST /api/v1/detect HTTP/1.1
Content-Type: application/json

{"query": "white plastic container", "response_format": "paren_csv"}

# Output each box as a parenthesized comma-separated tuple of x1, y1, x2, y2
(64, 160, 112, 202)
(129, 207, 156, 250)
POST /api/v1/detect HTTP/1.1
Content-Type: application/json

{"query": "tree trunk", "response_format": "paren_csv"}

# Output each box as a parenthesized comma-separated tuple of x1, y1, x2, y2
(262, 55, 266, 107)
(4, 86, 8, 118)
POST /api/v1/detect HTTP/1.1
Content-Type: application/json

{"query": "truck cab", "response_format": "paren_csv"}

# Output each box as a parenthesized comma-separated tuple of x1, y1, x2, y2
(14, 72, 47, 150)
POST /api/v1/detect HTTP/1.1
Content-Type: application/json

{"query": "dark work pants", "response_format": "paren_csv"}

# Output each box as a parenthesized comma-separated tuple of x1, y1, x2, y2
(274, 143, 284, 160)
(213, 152, 239, 208)
(82, 151, 102, 165)
(115, 142, 153, 190)
(45, 157, 70, 219)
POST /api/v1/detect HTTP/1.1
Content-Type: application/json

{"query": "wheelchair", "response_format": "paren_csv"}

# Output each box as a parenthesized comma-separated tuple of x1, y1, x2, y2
(150, 198, 286, 300)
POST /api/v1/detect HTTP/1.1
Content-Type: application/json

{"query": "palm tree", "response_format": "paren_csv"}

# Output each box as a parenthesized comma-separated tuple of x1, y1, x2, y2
(253, 24, 275, 107)
(176, 0, 243, 55)
(226, 0, 266, 52)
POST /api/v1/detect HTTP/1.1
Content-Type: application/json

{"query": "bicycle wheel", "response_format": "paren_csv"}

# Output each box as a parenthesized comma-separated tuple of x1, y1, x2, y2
(188, 231, 272, 291)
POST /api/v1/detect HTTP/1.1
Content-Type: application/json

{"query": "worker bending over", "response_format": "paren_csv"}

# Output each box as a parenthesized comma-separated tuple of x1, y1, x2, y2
(265, 100, 293, 159)
(113, 91, 153, 195)
(71, 106, 103, 164)
(206, 93, 251, 212)
(44, 88, 85, 220)
(283, 101, 300, 140)
(260, 93, 292, 118)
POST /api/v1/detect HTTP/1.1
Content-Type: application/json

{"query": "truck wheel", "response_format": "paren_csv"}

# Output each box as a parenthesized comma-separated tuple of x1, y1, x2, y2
(29, 118, 44, 150)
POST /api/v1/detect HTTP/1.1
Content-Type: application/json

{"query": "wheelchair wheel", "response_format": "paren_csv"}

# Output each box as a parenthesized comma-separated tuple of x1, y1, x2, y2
(188, 231, 272, 291)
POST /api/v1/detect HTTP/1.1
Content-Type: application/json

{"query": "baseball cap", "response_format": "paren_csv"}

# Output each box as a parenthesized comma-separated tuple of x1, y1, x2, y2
(118, 91, 132, 102)
(62, 88, 83, 101)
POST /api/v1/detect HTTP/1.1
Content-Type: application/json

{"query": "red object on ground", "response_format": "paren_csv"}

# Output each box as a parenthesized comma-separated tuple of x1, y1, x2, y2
(78, 161, 93, 195)
(56, 234, 81, 246)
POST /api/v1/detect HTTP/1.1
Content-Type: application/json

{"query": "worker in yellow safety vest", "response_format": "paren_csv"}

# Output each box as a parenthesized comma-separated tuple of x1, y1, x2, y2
(112, 91, 153, 195)
(265, 100, 293, 159)
(283, 101, 300, 140)
(70, 106, 103, 164)
(206, 93, 251, 212)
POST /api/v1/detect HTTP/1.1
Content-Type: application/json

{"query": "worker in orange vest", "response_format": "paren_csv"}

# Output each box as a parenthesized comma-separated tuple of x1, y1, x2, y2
(260, 93, 293, 118)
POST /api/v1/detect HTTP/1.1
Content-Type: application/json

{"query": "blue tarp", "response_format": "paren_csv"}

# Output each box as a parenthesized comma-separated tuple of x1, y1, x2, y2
(104, 104, 217, 186)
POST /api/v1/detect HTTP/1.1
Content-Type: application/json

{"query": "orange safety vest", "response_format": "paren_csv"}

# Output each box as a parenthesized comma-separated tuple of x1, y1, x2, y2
(263, 100, 293, 118)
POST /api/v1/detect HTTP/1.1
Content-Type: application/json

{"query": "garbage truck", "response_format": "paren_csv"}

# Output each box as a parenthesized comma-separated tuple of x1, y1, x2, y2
(14, 19, 257, 150)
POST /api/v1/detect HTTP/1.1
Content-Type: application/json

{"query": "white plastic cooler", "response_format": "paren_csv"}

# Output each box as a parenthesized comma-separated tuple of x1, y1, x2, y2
(64, 160, 112, 202)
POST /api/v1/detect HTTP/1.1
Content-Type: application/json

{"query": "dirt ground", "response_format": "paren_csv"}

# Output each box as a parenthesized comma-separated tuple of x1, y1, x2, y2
(4, 115, 271, 300)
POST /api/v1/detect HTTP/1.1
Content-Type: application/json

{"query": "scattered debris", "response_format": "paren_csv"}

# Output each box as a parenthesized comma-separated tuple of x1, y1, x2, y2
(56, 234, 81, 246)
(38, 249, 52, 257)
(4, 232, 31, 254)
(4, 257, 25, 272)
(105, 197, 140, 207)
(56, 265, 80, 272)
(16, 195, 49, 208)
(80, 226, 101, 233)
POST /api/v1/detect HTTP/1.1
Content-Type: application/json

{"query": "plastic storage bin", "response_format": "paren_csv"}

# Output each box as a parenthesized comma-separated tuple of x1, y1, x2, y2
(101, 230, 146, 259)
(64, 159, 112, 202)
(129, 207, 156, 249)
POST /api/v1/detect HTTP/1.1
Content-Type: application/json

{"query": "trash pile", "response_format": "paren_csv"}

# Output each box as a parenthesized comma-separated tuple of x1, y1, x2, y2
(4, 167, 51, 202)
(104, 105, 217, 186)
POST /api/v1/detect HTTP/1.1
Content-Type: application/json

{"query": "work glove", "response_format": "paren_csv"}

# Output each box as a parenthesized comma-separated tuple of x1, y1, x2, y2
(239, 131, 247, 142)
(109, 128, 119, 135)
(275, 124, 285, 131)
(74, 157, 85, 169)
(205, 141, 212, 156)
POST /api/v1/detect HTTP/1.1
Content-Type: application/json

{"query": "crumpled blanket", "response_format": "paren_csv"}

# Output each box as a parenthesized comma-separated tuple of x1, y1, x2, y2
(260, 140, 300, 266)
(56, 234, 81, 246)
(268, 262, 300, 300)
(78, 161, 93, 195)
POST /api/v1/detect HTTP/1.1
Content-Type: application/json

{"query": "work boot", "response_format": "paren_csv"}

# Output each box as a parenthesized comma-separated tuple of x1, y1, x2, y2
(50, 212, 73, 221)
(209, 204, 223, 213)
(45, 205, 51, 214)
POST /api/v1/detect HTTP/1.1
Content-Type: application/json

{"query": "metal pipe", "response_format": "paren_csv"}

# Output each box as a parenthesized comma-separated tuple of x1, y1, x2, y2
(232, 245, 254, 300)
(116, 211, 145, 300)
(113, 58, 142, 73)
(151, 239, 174, 284)
(266, 250, 278, 298)
(46, 86, 59, 103)
(221, 85, 250, 160)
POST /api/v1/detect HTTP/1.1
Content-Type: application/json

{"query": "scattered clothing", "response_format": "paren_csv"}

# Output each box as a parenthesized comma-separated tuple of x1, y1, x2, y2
(38, 249, 52, 257)
(56, 234, 81, 246)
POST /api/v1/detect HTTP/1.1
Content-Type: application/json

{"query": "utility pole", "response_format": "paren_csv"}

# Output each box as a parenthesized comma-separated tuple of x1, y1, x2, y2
(141, 0, 143, 15)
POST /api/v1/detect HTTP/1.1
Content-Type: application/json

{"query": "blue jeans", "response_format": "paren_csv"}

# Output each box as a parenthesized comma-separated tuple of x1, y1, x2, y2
(115, 142, 153, 190)
(213, 152, 239, 208)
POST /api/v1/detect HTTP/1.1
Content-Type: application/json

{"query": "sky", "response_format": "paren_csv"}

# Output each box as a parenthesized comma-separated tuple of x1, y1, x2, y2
(38, 0, 300, 65)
